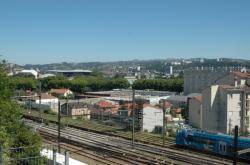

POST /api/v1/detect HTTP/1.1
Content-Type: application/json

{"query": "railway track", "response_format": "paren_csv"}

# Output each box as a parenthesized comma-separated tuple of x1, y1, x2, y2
(26, 120, 233, 165)
(43, 137, 122, 165)
(40, 131, 173, 165)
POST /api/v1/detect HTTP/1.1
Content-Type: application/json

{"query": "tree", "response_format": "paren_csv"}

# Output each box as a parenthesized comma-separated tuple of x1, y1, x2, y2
(132, 78, 183, 93)
(12, 77, 37, 91)
(0, 61, 42, 164)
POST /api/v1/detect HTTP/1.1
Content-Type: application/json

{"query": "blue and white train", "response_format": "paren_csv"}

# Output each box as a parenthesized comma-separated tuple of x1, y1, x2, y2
(176, 129, 250, 161)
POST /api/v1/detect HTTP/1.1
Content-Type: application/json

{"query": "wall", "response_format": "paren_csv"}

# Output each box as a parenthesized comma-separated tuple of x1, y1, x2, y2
(202, 85, 221, 132)
(32, 98, 58, 112)
(184, 70, 229, 95)
(188, 98, 201, 129)
(142, 106, 163, 132)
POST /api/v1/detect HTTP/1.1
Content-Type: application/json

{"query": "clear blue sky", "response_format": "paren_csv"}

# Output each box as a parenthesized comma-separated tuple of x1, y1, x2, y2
(0, 0, 249, 65)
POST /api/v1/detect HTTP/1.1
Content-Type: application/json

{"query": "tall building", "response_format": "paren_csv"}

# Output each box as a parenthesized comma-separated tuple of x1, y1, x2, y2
(170, 66, 173, 75)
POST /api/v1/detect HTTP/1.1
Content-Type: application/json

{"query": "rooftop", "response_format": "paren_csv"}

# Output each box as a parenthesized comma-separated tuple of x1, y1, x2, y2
(232, 71, 250, 78)
(31, 93, 58, 100)
(50, 88, 71, 94)
(48, 69, 92, 73)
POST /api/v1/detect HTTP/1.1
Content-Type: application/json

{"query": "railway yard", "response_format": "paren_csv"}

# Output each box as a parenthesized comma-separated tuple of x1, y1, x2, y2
(24, 119, 247, 165)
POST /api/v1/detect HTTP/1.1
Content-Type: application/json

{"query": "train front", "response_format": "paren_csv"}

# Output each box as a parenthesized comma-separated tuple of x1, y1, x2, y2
(176, 128, 188, 146)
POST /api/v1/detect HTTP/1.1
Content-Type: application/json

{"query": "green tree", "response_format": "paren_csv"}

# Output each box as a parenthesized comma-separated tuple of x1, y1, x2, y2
(132, 78, 183, 93)
(0, 61, 42, 164)
(12, 77, 37, 90)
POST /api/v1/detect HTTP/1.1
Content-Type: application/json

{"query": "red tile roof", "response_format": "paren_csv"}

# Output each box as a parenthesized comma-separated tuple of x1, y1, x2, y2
(50, 88, 71, 94)
(96, 100, 114, 108)
(232, 71, 250, 78)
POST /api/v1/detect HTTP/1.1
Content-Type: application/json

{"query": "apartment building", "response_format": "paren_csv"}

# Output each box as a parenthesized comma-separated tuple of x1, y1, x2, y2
(189, 83, 250, 135)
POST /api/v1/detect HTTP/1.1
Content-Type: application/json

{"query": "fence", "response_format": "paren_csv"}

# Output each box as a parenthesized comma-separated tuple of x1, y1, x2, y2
(0, 145, 69, 165)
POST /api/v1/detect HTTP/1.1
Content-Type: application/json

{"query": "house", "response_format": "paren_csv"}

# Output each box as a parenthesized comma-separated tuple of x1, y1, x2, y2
(29, 93, 58, 113)
(50, 88, 73, 98)
(94, 100, 119, 114)
(90, 100, 119, 120)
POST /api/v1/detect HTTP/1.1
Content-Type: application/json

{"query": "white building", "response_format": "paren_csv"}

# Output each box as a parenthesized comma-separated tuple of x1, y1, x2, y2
(30, 93, 59, 113)
(16, 69, 38, 79)
(142, 105, 163, 132)
(170, 66, 173, 75)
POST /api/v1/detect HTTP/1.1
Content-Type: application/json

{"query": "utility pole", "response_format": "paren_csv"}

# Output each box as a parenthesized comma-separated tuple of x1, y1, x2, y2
(38, 81, 42, 122)
(233, 125, 238, 165)
(162, 100, 166, 146)
(58, 100, 61, 153)
(132, 89, 135, 149)
(66, 96, 69, 128)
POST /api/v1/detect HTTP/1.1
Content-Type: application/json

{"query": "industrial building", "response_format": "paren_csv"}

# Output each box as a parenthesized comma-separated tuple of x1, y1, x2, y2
(15, 69, 39, 79)
(48, 69, 92, 77)
(61, 102, 90, 119)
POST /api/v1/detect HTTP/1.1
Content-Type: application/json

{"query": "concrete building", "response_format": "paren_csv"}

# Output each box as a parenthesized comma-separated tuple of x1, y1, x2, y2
(188, 95, 202, 129)
(61, 102, 90, 119)
(189, 84, 250, 135)
(29, 93, 59, 113)
(184, 70, 250, 95)
(48, 69, 92, 77)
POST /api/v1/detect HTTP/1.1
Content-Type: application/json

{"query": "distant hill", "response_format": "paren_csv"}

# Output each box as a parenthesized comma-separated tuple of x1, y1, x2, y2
(22, 58, 250, 73)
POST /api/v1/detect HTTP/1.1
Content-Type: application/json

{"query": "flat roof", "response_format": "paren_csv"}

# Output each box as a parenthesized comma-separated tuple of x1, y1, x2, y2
(48, 69, 92, 73)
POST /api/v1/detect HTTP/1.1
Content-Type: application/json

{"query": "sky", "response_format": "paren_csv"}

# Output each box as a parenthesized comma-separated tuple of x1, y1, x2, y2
(0, 0, 250, 65)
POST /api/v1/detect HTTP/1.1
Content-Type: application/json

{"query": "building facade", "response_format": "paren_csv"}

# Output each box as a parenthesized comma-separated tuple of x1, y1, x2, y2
(188, 95, 202, 129)
(142, 106, 163, 132)
(30, 93, 59, 113)
(191, 84, 250, 135)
